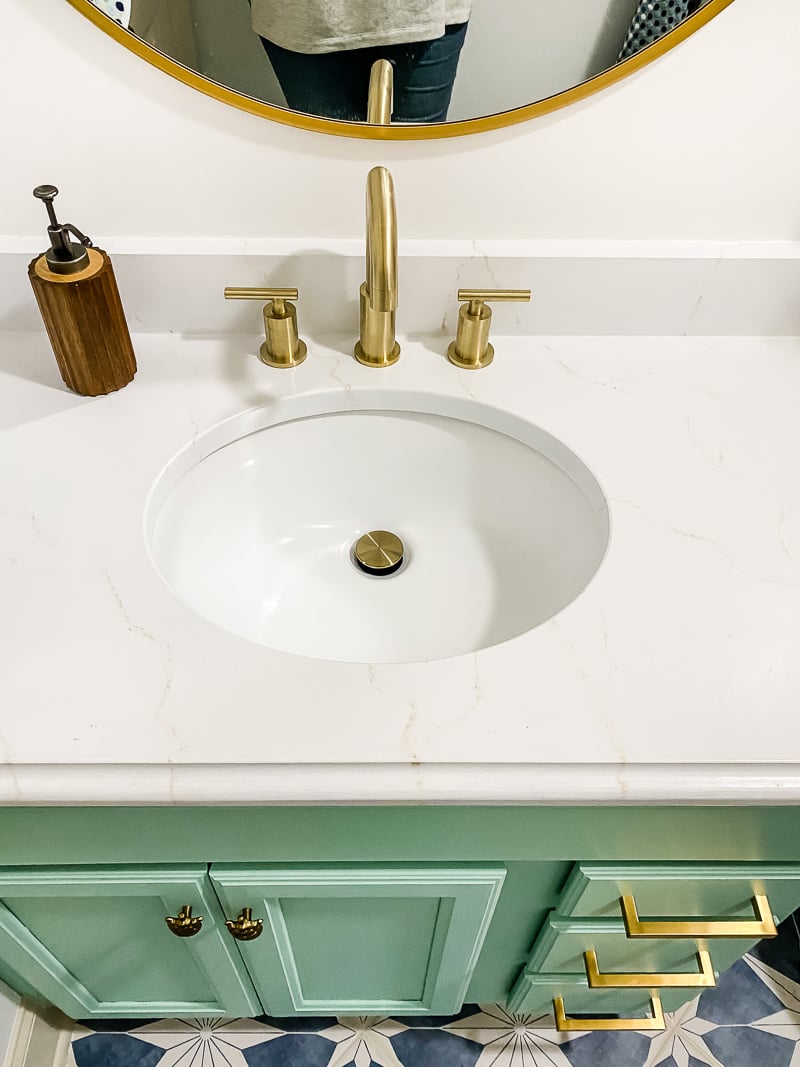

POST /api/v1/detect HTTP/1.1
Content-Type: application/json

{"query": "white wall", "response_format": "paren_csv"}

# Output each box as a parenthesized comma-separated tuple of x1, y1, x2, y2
(0, 984, 20, 1067)
(2, 0, 799, 243)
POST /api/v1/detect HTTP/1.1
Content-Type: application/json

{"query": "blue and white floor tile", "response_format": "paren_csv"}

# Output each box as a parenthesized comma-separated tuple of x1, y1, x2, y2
(68, 924, 800, 1067)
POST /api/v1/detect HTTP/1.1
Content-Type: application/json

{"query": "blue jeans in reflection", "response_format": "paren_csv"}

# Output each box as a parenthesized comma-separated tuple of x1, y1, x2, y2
(260, 23, 468, 123)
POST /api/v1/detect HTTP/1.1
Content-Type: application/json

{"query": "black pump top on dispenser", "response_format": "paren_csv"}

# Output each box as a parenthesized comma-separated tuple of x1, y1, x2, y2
(33, 185, 93, 275)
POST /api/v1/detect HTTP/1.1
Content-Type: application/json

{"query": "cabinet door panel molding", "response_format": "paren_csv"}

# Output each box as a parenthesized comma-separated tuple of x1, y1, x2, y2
(210, 865, 506, 1016)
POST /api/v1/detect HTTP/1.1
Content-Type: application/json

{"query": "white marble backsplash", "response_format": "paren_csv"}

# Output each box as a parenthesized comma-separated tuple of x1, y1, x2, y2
(2, 239, 799, 337)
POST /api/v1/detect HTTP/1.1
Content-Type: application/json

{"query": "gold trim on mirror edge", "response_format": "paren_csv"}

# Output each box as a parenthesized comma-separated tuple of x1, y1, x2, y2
(584, 948, 715, 989)
(554, 994, 665, 1032)
(64, 0, 735, 140)
(621, 893, 778, 939)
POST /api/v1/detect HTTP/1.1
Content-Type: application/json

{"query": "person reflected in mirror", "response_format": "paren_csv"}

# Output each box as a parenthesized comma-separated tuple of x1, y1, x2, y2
(249, 1, 472, 123)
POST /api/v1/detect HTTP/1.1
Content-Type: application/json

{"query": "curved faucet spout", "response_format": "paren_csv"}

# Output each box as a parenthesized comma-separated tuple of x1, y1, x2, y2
(355, 166, 400, 366)
(365, 166, 397, 313)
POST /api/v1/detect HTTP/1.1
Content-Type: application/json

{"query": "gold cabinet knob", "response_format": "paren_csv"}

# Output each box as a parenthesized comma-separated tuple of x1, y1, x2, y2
(224, 286, 307, 368)
(447, 288, 531, 370)
(165, 904, 203, 938)
(225, 907, 264, 941)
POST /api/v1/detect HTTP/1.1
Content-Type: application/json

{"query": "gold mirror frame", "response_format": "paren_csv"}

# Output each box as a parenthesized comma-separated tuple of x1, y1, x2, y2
(65, 0, 735, 139)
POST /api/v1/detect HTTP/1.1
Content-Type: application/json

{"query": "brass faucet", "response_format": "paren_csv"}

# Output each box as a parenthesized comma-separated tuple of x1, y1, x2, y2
(354, 166, 400, 367)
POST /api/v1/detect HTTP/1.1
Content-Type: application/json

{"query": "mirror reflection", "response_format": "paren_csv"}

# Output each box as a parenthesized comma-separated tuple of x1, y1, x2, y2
(88, 0, 710, 124)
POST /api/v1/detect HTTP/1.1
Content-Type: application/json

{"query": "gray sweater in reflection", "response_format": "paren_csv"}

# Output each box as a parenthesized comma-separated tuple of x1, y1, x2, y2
(250, 0, 472, 54)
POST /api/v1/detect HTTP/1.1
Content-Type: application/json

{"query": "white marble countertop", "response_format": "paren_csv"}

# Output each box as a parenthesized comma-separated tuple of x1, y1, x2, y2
(2, 330, 800, 805)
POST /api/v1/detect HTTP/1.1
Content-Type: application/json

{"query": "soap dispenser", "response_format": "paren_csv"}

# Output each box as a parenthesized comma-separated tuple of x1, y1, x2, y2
(28, 185, 137, 396)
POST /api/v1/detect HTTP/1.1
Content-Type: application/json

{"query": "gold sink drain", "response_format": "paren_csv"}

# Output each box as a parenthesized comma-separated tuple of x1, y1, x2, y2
(353, 530, 405, 576)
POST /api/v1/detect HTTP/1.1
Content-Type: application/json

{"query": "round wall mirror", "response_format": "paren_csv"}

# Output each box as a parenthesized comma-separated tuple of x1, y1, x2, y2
(67, 0, 734, 138)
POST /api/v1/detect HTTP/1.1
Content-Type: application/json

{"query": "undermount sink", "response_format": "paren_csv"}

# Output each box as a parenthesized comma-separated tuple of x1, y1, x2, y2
(146, 391, 609, 663)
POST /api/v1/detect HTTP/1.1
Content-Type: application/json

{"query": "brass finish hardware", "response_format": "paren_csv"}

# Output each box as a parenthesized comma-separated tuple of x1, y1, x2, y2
(355, 167, 400, 368)
(165, 905, 203, 938)
(354, 530, 404, 575)
(621, 893, 778, 940)
(584, 948, 715, 989)
(367, 60, 393, 125)
(446, 288, 531, 370)
(554, 993, 665, 1032)
(224, 286, 307, 368)
(225, 907, 264, 941)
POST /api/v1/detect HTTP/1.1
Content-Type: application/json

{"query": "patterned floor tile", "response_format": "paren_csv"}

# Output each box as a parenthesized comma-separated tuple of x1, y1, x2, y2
(315, 1016, 408, 1067)
(72, 1032, 164, 1067)
(130, 1017, 283, 1066)
(696, 957, 787, 1026)
(752, 912, 800, 984)
(444, 1006, 576, 1065)
(243, 1032, 338, 1067)
(562, 1031, 651, 1067)
(390, 1026, 483, 1067)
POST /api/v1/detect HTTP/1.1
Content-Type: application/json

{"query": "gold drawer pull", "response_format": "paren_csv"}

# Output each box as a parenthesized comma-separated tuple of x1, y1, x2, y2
(165, 905, 203, 938)
(584, 948, 715, 988)
(554, 993, 664, 1032)
(621, 893, 777, 939)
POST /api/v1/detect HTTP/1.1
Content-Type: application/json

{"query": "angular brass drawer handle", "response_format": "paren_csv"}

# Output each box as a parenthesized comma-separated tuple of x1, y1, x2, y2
(584, 947, 715, 988)
(621, 893, 777, 939)
(165, 904, 203, 938)
(554, 993, 664, 1032)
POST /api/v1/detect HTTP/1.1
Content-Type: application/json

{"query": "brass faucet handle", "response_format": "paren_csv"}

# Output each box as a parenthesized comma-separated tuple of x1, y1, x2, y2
(223, 286, 307, 369)
(448, 288, 532, 370)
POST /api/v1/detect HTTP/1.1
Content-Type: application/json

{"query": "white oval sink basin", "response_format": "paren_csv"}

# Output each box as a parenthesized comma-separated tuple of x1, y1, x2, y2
(147, 391, 609, 663)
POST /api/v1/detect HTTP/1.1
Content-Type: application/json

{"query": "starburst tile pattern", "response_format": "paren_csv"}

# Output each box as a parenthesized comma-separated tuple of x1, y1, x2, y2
(70, 911, 800, 1067)
(443, 1005, 576, 1067)
(130, 1017, 284, 1066)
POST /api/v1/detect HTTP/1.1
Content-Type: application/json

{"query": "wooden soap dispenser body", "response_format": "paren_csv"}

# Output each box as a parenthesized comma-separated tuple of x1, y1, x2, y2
(28, 185, 136, 397)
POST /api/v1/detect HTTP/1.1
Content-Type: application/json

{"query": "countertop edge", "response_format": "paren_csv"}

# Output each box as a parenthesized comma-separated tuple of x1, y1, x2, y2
(3, 763, 800, 806)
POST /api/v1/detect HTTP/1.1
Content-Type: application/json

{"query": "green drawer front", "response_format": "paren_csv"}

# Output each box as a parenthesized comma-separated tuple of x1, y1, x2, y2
(507, 971, 688, 1017)
(559, 862, 800, 923)
(210, 864, 506, 1016)
(508, 912, 717, 1018)
(527, 914, 719, 977)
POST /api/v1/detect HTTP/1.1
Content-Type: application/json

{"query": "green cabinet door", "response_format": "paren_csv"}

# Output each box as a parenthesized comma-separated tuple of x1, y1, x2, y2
(211, 864, 506, 1016)
(0, 866, 260, 1019)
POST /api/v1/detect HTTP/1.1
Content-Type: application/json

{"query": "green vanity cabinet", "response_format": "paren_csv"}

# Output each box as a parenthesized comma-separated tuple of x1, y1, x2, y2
(1, 807, 800, 1027)
(210, 865, 507, 1016)
(0, 866, 261, 1019)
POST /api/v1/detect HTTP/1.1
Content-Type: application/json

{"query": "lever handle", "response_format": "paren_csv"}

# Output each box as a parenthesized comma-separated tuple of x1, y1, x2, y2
(223, 286, 306, 368)
(224, 287, 299, 314)
(447, 288, 531, 370)
(457, 288, 531, 309)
